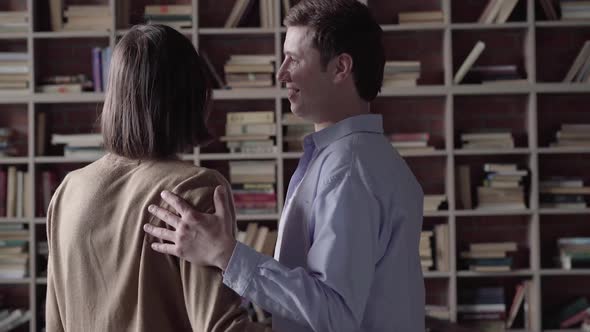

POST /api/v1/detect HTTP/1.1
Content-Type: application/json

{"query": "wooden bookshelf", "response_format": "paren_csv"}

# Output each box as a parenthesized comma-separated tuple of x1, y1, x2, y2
(0, 0, 589, 331)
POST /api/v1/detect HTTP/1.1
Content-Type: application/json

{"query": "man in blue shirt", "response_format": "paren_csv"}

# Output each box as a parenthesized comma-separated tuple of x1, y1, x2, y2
(144, 0, 425, 331)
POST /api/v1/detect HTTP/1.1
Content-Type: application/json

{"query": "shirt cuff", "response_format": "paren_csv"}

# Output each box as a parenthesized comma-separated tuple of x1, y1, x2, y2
(222, 242, 265, 296)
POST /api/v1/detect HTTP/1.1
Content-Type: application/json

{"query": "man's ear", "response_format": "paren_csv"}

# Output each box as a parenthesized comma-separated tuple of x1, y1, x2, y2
(332, 53, 353, 84)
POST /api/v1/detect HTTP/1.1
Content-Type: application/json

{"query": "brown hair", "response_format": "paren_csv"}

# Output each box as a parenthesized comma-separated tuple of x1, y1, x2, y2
(101, 24, 212, 160)
(284, 0, 385, 102)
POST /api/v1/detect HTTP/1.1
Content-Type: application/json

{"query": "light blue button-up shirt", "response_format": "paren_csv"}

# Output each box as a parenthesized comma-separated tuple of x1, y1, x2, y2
(223, 114, 425, 332)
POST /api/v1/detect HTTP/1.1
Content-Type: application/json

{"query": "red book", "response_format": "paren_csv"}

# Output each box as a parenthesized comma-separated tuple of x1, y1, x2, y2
(561, 308, 590, 328)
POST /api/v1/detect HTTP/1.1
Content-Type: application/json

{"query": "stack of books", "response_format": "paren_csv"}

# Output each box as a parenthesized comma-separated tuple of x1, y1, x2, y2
(420, 230, 434, 271)
(424, 195, 446, 212)
(548, 297, 590, 329)
(63, 5, 111, 31)
(551, 124, 590, 148)
(0, 52, 29, 93)
(461, 130, 514, 149)
(478, 0, 519, 24)
(144, 5, 192, 30)
(477, 163, 527, 210)
(560, 0, 590, 20)
(0, 309, 31, 330)
(0, 11, 28, 33)
(221, 111, 276, 154)
(557, 238, 590, 270)
(0, 224, 29, 279)
(237, 223, 277, 257)
(426, 305, 451, 321)
(224, 55, 274, 88)
(461, 242, 517, 272)
(51, 133, 103, 158)
(389, 132, 433, 154)
(229, 161, 276, 214)
(382, 61, 420, 87)
(0, 167, 32, 218)
(397, 11, 443, 25)
(458, 287, 506, 331)
(467, 65, 525, 85)
(563, 41, 590, 83)
(37, 74, 93, 93)
(282, 113, 314, 152)
(0, 129, 15, 157)
(540, 177, 589, 209)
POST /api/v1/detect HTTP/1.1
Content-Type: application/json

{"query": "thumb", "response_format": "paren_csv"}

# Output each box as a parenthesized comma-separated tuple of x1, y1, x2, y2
(213, 185, 232, 221)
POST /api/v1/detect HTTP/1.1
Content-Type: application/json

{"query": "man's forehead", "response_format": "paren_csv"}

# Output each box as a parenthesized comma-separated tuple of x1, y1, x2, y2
(284, 26, 313, 51)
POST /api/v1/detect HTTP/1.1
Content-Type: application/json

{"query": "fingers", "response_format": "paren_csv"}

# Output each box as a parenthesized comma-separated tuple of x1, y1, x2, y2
(150, 242, 180, 257)
(148, 204, 181, 228)
(160, 190, 199, 217)
(143, 223, 176, 242)
(213, 185, 230, 219)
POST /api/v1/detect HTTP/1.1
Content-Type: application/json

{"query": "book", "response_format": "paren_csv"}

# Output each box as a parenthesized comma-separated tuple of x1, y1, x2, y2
(564, 41, 590, 82)
(478, 0, 505, 24)
(495, 0, 518, 23)
(454, 41, 486, 84)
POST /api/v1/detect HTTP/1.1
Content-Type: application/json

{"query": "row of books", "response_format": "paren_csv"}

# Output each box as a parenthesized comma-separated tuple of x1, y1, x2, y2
(144, 5, 192, 30)
(0, 225, 29, 279)
(229, 161, 276, 215)
(382, 61, 420, 88)
(0, 11, 28, 33)
(564, 41, 590, 83)
(557, 237, 590, 270)
(461, 241, 517, 272)
(224, 55, 275, 89)
(419, 224, 449, 272)
(0, 168, 32, 218)
(0, 52, 29, 93)
(540, 177, 589, 209)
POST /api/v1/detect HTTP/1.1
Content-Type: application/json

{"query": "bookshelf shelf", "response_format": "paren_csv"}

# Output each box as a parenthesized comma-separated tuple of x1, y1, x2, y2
(540, 269, 590, 276)
(456, 270, 534, 277)
(451, 22, 529, 30)
(33, 31, 111, 39)
(380, 23, 446, 32)
(455, 209, 533, 217)
(0, 157, 29, 164)
(0, 0, 588, 331)
(453, 148, 531, 156)
(199, 28, 276, 35)
(538, 208, 590, 215)
(236, 214, 280, 221)
(0, 279, 31, 285)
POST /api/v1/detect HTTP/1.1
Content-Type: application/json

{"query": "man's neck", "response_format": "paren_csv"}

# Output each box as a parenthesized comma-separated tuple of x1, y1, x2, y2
(314, 103, 371, 132)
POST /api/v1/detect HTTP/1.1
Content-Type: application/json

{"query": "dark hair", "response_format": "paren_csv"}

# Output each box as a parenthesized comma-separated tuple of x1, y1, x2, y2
(284, 0, 384, 101)
(101, 24, 212, 160)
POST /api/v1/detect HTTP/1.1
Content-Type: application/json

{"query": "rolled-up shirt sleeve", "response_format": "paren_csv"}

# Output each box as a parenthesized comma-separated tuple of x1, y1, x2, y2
(223, 165, 381, 332)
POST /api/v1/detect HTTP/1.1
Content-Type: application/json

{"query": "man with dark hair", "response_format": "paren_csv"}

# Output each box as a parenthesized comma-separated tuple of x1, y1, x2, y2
(144, 1, 425, 331)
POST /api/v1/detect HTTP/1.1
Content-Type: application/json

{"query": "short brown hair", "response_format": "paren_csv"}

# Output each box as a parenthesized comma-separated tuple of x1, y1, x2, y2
(284, 0, 384, 102)
(101, 24, 212, 160)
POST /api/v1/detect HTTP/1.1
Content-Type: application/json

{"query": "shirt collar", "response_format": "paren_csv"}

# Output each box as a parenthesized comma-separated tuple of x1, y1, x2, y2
(307, 114, 384, 150)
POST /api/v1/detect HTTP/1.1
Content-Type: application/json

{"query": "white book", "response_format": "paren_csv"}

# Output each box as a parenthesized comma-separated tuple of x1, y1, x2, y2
(478, 0, 505, 24)
(0, 53, 28, 61)
(453, 41, 485, 84)
(564, 41, 590, 82)
(51, 133, 102, 147)
(495, 0, 518, 23)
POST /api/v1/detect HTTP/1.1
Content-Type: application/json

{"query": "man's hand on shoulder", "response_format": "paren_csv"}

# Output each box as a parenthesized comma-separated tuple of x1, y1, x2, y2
(143, 185, 237, 271)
